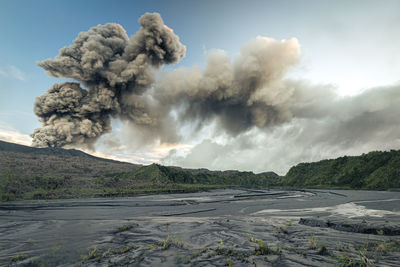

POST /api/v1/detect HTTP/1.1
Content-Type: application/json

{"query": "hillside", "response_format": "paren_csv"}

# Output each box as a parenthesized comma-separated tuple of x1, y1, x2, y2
(2, 139, 399, 202)
(0, 140, 280, 201)
(0, 140, 141, 178)
(281, 150, 400, 189)
(113, 163, 280, 187)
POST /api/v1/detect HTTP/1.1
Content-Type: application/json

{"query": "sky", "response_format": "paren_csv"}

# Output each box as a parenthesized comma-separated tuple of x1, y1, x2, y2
(0, 0, 400, 174)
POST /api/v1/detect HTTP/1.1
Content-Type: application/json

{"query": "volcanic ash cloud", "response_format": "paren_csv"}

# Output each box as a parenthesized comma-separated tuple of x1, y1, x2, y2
(32, 13, 304, 149)
(31, 13, 186, 148)
(155, 37, 301, 135)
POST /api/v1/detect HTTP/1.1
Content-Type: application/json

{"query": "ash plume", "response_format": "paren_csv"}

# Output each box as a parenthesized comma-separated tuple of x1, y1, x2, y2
(162, 83, 400, 174)
(30, 13, 400, 174)
(155, 37, 301, 135)
(33, 12, 304, 149)
(32, 13, 185, 148)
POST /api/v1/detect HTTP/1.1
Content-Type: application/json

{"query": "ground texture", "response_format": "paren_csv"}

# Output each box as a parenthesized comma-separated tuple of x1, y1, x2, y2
(1, 189, 399, 266)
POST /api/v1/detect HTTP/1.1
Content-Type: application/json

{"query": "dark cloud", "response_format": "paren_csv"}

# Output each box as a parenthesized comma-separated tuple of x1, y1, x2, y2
(155, 37, 301, 135)
(32, 82, 112, 147)
(162, 84, 400, 174)
(32, 13, 186, 148)
(33, 13, 304, 148)
(32, 12, 400, 175)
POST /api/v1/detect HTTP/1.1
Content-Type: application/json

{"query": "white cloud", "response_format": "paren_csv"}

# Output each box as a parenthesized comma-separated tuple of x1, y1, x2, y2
(93, 131, 193, 165)
(161, 83, 400, 174)
(0, 65, 26, 81)
(0, 124, 172, 166)
(0, 69, 7, 77)
(0, 127, 32, 146)
(9, 65, 25, 80)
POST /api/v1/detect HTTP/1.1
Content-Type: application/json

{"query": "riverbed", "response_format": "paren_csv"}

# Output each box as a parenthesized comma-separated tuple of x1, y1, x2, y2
(1, 189, 399, 266)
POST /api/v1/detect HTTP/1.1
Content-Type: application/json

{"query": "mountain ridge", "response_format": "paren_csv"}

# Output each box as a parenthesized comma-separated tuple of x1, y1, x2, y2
(282, 150, 400, 190)
(0, 140, 132, 164)
(0, 139, 141, 178)
(1, 139, 399, 201)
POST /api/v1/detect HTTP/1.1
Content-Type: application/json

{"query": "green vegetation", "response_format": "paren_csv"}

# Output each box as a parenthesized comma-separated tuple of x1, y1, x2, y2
(254, 241, 272, 255)
(224, 259, 234, 267)
(0, 171, 228, 201)
(112, 244, 134, 254)
(376, 229, 385, 236)
(162, 236, 185, 250)
(154, 233, 187, 250)
(0, 140, 281, 201)
(113, 163, 279, 188)
(0, 161, 278, 201)
(334, 249, 374, 267)
(331, 239, 400, 266)
(117, 223, 139, 232)
(2, 139, 400, 202)
(7, 253, 29, 266)
(309, 236, 318, 249)
(249, 235, 280, 256)
(81, 245, 99, 261)
(274, 225, 288, 234)
(0, 140, 140, 179)
(79, 242, 138, 264)
(281, 150, 400, 189)
(335, 253, 362, 267)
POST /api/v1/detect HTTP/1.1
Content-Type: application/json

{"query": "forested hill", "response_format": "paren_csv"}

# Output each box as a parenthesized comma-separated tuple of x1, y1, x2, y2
(0, 140, 279, 201)
(281, 150, 400, 190)
(0, 140, 141, 177)
(113, 163, 280, 187)
(1, 139, 399, 202)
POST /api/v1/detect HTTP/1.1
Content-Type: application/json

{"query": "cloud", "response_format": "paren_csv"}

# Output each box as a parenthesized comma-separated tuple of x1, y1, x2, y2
(162, 83, 400, 174)
(32, 13, 186, 148)
(155, 37, 301, 136)
(32, 13, 303, 150)
(31, 12, 400, 174)
(0, 69, 6, 77)
(0, 65, 26, 80)
(97, 129, 192, 165)
(0, 125, 147, 165)
(0, 126, 32, 146)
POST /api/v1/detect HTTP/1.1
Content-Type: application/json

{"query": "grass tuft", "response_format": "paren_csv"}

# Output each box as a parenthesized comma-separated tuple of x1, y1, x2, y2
(117, 223, 138, 232)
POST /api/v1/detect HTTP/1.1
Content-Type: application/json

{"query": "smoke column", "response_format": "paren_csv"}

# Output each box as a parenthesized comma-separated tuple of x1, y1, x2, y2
(32, 13, 185, 148)
(155, 37, 301, 135)
(33, 13, 308, 148)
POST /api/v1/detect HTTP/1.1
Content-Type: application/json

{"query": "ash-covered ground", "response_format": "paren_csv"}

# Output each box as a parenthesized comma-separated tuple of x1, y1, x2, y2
(1, 189, 400, 266)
